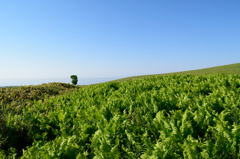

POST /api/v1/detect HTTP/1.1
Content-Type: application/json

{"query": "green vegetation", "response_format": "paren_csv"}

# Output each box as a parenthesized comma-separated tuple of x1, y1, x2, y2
(109, 63, 240, 83)
(1, 72, 240, 158)
(0, 82, 81, 158)
(71, 75, 78, 85)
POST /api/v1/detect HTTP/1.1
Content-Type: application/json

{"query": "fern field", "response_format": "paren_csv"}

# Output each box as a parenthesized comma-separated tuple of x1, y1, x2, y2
(1, 74, 240, 158)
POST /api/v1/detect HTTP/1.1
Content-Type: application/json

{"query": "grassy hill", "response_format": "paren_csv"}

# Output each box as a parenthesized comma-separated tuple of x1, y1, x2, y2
(1, 73, 240, 158)
(1, 63, 240, 158)
(102, 63, 240, 83)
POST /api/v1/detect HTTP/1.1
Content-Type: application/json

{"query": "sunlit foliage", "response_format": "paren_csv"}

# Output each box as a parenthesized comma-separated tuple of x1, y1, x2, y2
(1, 74, 240, 158)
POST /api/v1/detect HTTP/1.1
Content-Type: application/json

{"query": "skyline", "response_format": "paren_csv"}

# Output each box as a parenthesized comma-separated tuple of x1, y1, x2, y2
(1, 0, 239, 80)
(0, 77, 120, 87)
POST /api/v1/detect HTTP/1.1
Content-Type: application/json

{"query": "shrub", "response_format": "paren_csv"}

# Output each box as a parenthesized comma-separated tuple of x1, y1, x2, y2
(70, 75, 78, 85)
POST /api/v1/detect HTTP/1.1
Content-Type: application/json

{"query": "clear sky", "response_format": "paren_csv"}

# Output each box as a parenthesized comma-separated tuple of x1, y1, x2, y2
(1, 0, 239, 80)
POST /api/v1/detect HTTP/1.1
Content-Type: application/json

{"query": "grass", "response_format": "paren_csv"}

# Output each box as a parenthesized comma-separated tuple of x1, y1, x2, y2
(90, 62, 240, 85)
(0, 63, 240, 158)
(1, 73, 240, 158)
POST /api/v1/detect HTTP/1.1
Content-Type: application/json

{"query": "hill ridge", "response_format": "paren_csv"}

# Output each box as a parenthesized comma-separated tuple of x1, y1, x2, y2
(104, 62, 240, 83)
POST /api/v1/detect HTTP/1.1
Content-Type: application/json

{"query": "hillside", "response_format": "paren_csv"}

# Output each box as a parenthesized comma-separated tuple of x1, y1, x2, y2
(106, 63, 240, 83)
(1, 74, 240, 158)
(0, 86, 18, 89)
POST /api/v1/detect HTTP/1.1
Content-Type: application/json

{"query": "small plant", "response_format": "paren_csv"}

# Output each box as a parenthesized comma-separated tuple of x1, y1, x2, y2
(70, 75, 78, 85)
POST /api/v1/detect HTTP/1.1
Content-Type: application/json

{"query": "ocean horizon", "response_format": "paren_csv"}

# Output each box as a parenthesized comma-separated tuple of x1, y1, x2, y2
(0, 77, 122, 88)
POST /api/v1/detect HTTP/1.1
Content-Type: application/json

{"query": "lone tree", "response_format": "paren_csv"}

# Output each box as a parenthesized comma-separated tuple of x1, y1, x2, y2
(70, 75, 78, 85)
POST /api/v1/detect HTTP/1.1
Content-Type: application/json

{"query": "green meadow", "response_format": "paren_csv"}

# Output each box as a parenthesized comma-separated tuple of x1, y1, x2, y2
(0, 63, 240, 158)
(110, 62, 240, 83)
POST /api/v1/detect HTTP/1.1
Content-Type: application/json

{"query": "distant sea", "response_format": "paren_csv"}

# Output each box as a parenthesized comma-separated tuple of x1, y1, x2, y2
(0, 77, 122, 88)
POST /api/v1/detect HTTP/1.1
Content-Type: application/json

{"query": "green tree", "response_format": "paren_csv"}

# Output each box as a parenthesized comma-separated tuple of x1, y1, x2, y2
(70, 75, 78, 85)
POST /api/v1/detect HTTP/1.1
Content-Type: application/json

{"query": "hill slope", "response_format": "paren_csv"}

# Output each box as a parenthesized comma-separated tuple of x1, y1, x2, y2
(1, 74, 240, 158)
(108, 63, 240, 83)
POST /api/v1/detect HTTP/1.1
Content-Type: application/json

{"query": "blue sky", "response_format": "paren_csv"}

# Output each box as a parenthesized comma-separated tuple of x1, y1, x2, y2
(1, 0, 239, 80)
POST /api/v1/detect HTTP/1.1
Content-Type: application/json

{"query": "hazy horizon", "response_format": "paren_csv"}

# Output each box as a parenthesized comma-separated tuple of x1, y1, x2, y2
(0, 77, 123, 87)
(1, 0, 239, 81)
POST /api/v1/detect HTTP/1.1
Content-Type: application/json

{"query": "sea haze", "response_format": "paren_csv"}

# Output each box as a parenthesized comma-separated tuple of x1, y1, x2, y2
(0, 77, 122, 88)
